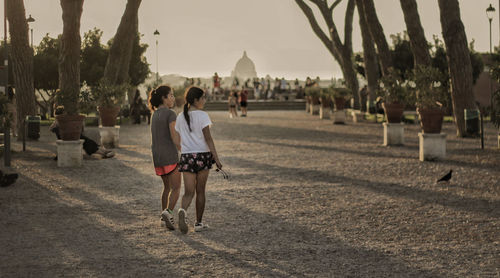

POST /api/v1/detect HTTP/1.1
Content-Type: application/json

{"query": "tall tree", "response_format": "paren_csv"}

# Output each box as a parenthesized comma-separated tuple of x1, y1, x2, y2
(295, 0, 360, 109)
(59, 0, 84, 114)
(103, 0, 142, 86)
(362, 0, 392, 75)
(6, 0, 36, 139)
(355, 0, 378, 111)
(81, 28, 108, 88)
(399, 0, 431, 67)
(438, 0, 476, 137)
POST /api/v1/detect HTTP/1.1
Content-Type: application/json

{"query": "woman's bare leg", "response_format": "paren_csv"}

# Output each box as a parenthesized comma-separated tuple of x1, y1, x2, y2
(195, 170, 210, 223)
(181, 172, 197, 210)
(167, 169, 181, 211)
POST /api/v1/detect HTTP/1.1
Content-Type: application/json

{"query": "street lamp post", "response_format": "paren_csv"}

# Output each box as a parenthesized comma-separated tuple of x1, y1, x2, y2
(486, 4, 496, 149)
(3, 0, 10, 166)
(26, 14, 35, 48)
(154, 29, 160, 85)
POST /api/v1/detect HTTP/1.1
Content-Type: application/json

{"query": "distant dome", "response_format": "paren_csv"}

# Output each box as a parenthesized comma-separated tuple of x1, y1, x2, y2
(231, 51, 257, 81)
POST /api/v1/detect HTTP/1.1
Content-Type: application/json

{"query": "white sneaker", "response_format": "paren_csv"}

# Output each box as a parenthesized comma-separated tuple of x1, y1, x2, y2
(161, 209, 175, 230)
(178, 208, 188, 234)
(194, 222, 209, 232)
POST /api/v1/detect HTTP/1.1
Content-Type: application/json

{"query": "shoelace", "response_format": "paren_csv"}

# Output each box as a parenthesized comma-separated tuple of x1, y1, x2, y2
(215, 168, 229, 179)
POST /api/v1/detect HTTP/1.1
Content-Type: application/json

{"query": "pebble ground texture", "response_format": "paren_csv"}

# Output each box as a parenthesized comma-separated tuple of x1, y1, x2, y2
(1, 111, 499, 277)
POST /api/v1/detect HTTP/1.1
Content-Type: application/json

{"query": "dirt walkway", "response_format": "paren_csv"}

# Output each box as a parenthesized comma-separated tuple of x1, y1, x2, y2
(1, 111, 499, 277)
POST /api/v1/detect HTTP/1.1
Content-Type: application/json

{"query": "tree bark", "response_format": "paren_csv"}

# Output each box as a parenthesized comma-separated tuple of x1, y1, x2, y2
(400, 0, 431, 67)
(6, 0, 36, 140)
(362, 0, 392, 75)
(59, 0, 84, 114)
(104, 0, 142, 86)
(356, 0, 378, 110)
(438, 0, 476, 137)
(295, 0, 360, 109)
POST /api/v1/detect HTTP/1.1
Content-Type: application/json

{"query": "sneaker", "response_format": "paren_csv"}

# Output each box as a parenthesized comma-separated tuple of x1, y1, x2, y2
(178, 208, 188, 234)
(194, 222, 209, 232)
(161, 209, 175, 230)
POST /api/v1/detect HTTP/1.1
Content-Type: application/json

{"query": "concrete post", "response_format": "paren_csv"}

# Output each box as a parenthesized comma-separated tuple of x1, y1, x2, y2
(320, 106, 331, 119)
(333, 110, 346, 124)
(56, 139, 84, 167)
(99, 126, 120, 149)
(383, 123, 405, 146)
(418, 133, 446, 161)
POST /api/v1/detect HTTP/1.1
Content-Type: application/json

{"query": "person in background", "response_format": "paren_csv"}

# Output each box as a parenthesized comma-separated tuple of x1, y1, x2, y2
(228, 89, 238, 119)
(7, 86, 17, 137)
(239, 86, 248, 117)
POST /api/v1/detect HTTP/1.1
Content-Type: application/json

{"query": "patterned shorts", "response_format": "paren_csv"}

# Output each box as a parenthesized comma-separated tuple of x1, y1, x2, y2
(178, 152, 213, 173)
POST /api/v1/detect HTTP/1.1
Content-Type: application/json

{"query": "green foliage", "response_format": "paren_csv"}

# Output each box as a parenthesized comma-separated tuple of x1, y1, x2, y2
(92, 79, 129, 108)
(81, 28, 108, 88)
(34, 34, 59, 92)
(490, 49, 500, 128)
(410, 65, 448, 109)
(377, 68, 410, 104)
(304, 86, 321, 98)
(329, 87, 351, 99)
(390, 32, 414, 80)
(128, 33, 151, 87)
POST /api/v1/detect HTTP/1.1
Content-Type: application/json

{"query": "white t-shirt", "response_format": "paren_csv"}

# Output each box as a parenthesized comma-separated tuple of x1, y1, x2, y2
(175, 110, 212, 154)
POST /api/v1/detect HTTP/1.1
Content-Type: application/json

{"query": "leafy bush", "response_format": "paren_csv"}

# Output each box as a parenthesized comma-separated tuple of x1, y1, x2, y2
(92, 79, 129, 108)
(410, 65, 448, 109)
(377, 68, 410, 104)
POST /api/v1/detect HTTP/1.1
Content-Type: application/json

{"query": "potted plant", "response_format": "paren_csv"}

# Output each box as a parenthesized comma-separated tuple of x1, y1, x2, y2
(378, 68, 409, 123)
(54, 89, 86, 141)
(92, 79, 128, 127)
(331, 87, 351, 111)
(411, 65, 448, 134)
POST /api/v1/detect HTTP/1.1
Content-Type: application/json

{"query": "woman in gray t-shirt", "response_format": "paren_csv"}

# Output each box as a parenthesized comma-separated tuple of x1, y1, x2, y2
(149, 85, 181, 230)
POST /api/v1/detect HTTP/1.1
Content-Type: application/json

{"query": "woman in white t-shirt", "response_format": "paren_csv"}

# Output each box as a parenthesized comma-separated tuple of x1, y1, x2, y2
(175, 86, 222, 234)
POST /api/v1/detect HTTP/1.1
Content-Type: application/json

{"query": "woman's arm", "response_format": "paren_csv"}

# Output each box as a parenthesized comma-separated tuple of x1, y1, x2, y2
(202, 126, 222, 169)
(169, 121, 181, 151)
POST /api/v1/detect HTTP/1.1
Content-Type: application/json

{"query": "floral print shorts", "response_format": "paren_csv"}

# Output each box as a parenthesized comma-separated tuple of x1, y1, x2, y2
(178, 152, 213, 173)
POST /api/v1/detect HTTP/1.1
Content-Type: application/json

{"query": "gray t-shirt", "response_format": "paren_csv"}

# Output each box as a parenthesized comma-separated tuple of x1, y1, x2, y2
(150, 107, 179, 167)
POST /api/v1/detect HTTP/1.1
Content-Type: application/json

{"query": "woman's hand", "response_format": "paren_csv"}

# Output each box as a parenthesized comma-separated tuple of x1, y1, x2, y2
(215, 159, 222, 170)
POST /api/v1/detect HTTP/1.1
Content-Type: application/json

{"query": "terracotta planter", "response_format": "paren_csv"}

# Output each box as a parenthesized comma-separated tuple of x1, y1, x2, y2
(417, 108, 443, 134)
(333, 97, 346, 111)
(56, 114, 85, 141)
(382, 102, 404, 123)
(98, 106, 120, 127)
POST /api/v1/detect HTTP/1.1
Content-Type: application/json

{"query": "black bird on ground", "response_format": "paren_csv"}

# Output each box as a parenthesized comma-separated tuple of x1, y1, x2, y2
(0, 170, 18, 187)
(436, 169, 453, 183)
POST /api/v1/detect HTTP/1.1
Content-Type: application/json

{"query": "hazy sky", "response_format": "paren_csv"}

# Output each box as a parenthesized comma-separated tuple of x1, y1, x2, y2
(1, 0, 499, 79)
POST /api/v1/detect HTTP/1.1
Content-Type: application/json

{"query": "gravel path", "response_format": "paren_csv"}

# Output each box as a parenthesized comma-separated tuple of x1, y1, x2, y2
(1, 111, 499, 277)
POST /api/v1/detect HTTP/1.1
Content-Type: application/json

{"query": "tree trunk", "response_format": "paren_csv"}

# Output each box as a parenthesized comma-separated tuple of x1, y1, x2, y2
(400, 0, 431, 67)
(104, 0, 142, 86)
(6, 0, 36, 140)
(295, 0, 360, 109)
(362, 0, 392, 75)
(356, 0, 379, 110)
(438, 0, 476, 137)
(59, 0, 84, 114)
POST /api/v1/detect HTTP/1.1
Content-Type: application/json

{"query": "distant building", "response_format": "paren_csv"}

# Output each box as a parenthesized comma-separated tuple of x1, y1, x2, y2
(231, 51, 257, 83)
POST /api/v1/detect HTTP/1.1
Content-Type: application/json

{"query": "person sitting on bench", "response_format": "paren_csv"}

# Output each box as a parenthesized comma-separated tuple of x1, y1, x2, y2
(50, 106, 115, 159)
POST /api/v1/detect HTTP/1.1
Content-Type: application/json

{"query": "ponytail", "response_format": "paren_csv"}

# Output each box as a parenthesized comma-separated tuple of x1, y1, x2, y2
(183, 103, 191, 132)
(183, 86, 205, 132)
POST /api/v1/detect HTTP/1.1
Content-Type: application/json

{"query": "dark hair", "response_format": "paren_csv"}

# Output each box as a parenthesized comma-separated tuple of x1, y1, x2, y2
(54, 105, 65, 116)
(148, 85, 172, 112)
(183, 86, 205, 132)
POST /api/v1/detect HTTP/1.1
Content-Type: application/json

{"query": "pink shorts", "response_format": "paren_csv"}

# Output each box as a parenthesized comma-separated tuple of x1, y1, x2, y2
(155, 163, 177, 176)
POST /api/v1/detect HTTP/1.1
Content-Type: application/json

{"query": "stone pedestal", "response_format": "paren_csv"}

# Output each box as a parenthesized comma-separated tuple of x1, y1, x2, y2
(310, 104, 319, 115)
(383, 123, 405, 146)
(56, 139, 84, 167)
(320, 106, 331, 119)
(351, 110, 364, 123)
(99, 126, 120, 149)
(305, 102, 310, 113)
(333, 110, 346, 124)
(418, 133, 446, 161)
